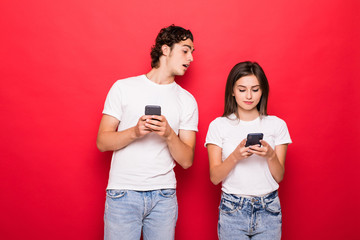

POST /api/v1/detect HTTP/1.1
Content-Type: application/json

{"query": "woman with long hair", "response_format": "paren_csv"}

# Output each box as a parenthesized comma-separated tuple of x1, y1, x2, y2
(205, 61, 292, 239)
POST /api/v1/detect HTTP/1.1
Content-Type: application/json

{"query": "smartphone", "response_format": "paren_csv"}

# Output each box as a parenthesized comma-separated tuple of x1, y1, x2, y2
(245, 133, 264, 147)
(145, 105, 161, 116)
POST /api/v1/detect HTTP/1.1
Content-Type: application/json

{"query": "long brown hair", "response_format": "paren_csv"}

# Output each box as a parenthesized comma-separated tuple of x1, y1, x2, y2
(222, 61, 269, 118)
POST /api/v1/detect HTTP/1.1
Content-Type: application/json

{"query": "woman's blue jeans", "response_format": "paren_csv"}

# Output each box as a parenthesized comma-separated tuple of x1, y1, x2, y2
(218, 190, 282, 240)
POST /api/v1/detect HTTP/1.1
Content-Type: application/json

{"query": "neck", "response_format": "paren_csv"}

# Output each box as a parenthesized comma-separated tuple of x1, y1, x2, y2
(146, 67, 175, 85)
(237, 108, 260, 121)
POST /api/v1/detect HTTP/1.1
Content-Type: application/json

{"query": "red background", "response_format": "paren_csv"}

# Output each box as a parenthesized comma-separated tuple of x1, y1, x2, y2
(1, 0, 360, 239)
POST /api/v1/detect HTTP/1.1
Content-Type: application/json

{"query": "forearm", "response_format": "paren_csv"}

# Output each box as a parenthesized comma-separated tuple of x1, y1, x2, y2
(267, 153, 285, 183)
(166, 130, 194, 169)
(97, 126, 138, 152)
(210, 153, 238, 185)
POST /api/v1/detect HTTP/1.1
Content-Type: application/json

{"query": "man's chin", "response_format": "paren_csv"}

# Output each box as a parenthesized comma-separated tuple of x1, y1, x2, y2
(176, 70, 186, 76)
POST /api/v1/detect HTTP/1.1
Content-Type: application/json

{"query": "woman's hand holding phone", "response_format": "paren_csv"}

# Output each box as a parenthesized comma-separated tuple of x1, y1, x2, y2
(248, 140, 276, 160)
(231, 139, 253, 161)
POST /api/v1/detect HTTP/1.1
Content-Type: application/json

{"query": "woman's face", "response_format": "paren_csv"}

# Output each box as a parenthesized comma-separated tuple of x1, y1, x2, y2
(232, 75, 262, 113)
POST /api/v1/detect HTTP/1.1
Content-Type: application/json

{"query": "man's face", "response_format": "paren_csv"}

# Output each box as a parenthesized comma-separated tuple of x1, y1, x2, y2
(166, 38, 194, 76)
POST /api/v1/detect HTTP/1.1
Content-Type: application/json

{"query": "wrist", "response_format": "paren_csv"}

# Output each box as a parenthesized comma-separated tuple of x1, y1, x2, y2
(267, 151, 277, 162)
(230, 152, 240, 163)
(131, 126, 141, 139)
(165, 128, 175, 142)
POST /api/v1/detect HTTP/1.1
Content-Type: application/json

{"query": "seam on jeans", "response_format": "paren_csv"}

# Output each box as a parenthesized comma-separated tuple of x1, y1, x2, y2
(159, 189, 176, 198)
(106, 189, 127, 199)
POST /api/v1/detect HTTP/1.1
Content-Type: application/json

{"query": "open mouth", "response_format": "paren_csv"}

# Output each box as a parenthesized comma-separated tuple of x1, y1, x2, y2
(183, 64, 189, 68)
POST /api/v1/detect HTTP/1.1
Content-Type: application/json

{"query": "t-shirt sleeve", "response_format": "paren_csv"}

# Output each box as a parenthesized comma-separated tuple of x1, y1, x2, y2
(102, 81, 122, 121)
(205, 119, 223, 148)
(275, 119, 292, 145)
(179, 97, 199, 132)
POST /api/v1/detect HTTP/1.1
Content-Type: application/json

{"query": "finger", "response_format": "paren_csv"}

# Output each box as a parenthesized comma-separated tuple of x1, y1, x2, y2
(240, 138, 247, 147)
(150, 115, 162, 121)
(260, 140, 268, 147)
(146, 118, 161, 126)
(141, 115, 152, 121)
(249, 145, 262, 151)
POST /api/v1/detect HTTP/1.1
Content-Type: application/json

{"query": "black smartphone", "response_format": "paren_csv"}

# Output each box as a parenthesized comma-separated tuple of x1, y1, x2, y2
(145, 105, 161, 116)
(245, 133, 264, 147)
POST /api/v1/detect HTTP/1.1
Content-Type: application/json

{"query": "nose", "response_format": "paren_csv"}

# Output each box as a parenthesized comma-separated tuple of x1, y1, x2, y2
(246, 90, 252, 99)
(188, 52, 193, 62)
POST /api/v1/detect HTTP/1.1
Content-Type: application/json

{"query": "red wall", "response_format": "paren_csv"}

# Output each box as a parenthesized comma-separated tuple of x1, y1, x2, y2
(1, 0, 359, 239)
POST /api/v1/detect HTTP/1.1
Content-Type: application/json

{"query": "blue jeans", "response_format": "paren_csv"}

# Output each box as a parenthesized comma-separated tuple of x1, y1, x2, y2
(218, 191, 282, 240)
(104, 189, 178, 240)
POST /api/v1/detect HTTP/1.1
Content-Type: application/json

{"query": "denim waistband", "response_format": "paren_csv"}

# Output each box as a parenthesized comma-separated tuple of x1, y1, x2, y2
(222, 190, 278, 208)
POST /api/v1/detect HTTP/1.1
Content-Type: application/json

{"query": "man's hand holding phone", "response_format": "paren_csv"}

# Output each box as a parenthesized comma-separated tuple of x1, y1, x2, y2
(144, 105, 172, 139)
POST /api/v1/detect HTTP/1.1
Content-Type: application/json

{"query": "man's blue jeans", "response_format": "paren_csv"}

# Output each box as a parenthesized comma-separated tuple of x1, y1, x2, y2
(104, 189, 178, 240)
(218, 190, 282, 240)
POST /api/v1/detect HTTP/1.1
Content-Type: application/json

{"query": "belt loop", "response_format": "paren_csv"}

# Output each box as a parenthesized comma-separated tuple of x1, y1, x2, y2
(261, 196, 265, 208)
(239, 197, 244, 209)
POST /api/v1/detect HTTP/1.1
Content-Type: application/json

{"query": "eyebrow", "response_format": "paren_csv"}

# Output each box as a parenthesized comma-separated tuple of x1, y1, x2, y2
(237, 85, 260, 88)
(183, 44, 195, 52)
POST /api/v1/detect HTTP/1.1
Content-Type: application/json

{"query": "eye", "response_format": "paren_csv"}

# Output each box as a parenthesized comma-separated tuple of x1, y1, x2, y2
(183, 50, 188, 54)
(252, 88, 260, 92)
(239, 89, 246, 92)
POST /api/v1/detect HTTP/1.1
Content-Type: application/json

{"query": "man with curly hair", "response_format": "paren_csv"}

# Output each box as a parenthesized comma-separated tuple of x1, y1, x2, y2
(97, 25, 198, 240)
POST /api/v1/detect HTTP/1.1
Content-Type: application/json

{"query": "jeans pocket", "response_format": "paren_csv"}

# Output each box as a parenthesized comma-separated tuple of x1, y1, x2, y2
(106, 189, 127, 199)
(219, 197, 238, 214)
(265, 196, 281, 215)
(159, 189, 176, 198)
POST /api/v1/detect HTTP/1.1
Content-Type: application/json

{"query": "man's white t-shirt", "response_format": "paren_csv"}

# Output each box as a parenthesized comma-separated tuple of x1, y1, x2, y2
(103, 75, 198, 191)
(205, 114, 292, 196)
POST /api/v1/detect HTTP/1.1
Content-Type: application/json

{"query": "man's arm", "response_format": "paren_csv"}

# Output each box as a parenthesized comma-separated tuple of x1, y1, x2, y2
(166, 129, 196, 169)
(144, 115, 196, 169)
(96, 114, 151, 152)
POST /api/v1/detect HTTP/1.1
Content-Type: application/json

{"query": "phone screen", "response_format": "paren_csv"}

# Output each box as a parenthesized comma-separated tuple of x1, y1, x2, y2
(245, 133, 263, 147)
(145, 105, 161, 116)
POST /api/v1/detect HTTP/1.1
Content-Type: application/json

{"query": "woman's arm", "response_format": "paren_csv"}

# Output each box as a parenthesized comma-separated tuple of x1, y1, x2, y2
(207, 139, 251, 185)
(249, 141, 288, 183)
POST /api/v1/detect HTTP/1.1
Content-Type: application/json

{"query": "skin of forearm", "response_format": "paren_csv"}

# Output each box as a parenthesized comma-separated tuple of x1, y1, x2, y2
(165, 130, 194, 169)
(97, 126, 138, 152)
(267, 153, 285, 183)
(210, 153, 238, 185)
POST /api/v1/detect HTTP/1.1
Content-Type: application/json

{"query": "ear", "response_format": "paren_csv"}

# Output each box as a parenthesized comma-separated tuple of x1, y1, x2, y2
(161, 45, 170, 56)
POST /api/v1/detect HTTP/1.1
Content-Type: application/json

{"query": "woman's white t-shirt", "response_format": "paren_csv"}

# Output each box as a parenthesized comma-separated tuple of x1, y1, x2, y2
(205, 114, 292, 196)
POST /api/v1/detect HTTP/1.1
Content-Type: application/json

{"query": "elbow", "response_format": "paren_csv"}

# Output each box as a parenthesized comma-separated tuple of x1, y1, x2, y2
(181, 160, 193, 170)
(274, 173, 285, 183)
(96, 139, 106, 152)
(209, 169, 222, 185)
(275, 175, 284, 183)
(210, 176, 221, 186)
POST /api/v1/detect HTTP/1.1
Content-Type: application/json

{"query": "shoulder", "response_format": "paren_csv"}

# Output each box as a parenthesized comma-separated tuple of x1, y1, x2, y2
(112, 75, 145, 87)
(262, 115, 287, 125)
(209, 115, 234, 128)
(174, 84, 197, 104)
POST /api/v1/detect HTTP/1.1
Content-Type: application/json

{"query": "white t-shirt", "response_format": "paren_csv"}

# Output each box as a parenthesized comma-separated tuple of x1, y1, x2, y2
(205, 114, 292, 196)
(103, 75, 198, 191)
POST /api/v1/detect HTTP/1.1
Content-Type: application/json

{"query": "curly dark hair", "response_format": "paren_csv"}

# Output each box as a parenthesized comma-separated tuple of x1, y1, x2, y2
(150, 25, 193, 68)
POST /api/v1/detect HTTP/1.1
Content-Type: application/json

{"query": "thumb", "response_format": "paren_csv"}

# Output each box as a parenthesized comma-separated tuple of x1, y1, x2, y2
(240, 138, 247, 147)
(260, 140, 268, 146)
